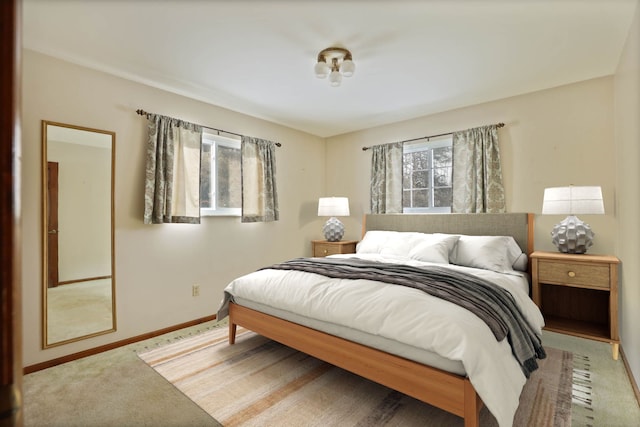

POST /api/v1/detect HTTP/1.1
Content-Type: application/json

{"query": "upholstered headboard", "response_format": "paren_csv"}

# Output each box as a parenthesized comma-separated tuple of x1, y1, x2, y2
(362, 213, 534, 255)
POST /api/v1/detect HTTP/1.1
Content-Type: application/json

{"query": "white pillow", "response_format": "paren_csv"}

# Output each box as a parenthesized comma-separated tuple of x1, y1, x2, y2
(356, 231, 458, 264)
(356, 230, 407, 256)
(381, 232, 430, 258)
(452, 235, 524, 273)
(408, 234, 460, 264)
(512, 253, 528, 272)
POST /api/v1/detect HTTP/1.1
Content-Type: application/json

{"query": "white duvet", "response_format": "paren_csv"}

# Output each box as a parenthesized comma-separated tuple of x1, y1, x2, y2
(218, 253, 545, 427)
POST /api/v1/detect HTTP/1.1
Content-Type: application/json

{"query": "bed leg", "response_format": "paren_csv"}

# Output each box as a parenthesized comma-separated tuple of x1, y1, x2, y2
(464, 378, 480, 427)
(228, 321, 237, 345)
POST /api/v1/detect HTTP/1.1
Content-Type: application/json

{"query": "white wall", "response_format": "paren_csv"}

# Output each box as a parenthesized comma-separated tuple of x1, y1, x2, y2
(614, 0, 640, 390)
(326, 77, 618, 257)
(22, 50, 327, 366)
(48, 141, 111, 281)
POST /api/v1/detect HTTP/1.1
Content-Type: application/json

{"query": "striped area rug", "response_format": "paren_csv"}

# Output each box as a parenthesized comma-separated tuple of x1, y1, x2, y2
(138, 326, 572, 427)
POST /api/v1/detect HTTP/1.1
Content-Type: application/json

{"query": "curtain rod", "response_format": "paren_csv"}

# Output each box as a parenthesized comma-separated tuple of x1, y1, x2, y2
(136, 109, 282, 147)
(361, 122, 504, 151)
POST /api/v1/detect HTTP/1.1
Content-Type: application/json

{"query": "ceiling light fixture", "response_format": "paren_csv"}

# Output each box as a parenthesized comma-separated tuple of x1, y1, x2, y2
(314, 47, 355, 87)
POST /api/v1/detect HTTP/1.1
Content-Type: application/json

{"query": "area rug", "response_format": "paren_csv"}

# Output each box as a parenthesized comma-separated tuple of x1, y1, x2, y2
(138, 326, 572, 427)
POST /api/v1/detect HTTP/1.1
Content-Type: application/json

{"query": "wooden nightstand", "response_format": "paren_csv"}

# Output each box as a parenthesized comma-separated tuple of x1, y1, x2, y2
(312, 240, 358, 257)
(531, 251, 620, 359)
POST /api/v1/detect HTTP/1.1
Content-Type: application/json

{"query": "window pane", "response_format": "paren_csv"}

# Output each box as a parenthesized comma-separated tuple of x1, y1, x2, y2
(403, 190, 411, 208)
(403, 168, 411, 188)
(412, 171, 429, 189)
(200, 144, 212, 208)
(216, 145, 241, 208)
(412, 189, 430, 207)
(433, 146, 452, 168)
(412, 151, 429, 170)
(403, 153, 413, 169)
(433, 167, 452, 187)
(434, 187, 452, 207)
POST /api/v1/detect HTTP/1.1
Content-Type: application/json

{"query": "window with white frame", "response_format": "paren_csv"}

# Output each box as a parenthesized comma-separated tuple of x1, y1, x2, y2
(200, 131, 241, 216)
(402, 135, 453, 213)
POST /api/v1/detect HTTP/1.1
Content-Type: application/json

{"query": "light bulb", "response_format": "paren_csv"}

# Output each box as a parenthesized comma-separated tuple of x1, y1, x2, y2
(341, 59, 355, 77)
(314, 61, 329, 78)
(329, 70, 342, 87)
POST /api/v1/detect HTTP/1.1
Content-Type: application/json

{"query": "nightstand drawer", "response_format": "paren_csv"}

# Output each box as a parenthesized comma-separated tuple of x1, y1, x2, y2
(538, 260, 610, 289)
(314, 242, 342, 257)
(311, 240, 357, 257)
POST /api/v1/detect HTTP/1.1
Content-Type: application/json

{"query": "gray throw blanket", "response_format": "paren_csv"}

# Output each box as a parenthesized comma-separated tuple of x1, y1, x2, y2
(262, 257, 546, 378)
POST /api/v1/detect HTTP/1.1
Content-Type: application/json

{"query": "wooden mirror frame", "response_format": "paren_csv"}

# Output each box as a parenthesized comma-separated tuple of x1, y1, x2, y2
(41, 120, 117, 348)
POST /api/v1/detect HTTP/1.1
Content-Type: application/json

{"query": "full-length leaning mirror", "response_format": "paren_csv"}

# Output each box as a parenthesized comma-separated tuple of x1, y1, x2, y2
(42, 121, 116, 348)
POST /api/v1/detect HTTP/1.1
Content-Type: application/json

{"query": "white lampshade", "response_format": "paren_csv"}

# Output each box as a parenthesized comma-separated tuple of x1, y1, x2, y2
(341, 59, 355, 77)
(314, 61, 329, 79)
(318, 197, 350, 217)
(542, 186, 604, 215)
(542, 186, 604, 254)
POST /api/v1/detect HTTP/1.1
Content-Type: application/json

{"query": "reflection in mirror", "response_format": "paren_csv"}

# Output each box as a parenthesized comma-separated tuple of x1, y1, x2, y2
(42, 121, 116, 348)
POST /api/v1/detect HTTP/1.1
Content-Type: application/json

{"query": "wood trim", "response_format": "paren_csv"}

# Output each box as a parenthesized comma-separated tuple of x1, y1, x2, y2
(620, 346, 640, 407)
(23, 315, 216, 374)
(530, 251, 620, 264)
(0, 0, 22, 425)
(229, 303, 482, 426)
(526, 212, 535, 256)
(57, 276, 112, 286)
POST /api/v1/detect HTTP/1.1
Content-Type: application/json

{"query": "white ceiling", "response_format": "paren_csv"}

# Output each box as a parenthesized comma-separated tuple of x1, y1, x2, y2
(22, 0, 637, 138)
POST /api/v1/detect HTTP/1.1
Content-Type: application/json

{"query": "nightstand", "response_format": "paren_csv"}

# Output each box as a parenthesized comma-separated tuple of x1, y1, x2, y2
(312, 240, 358, 257)
(531, 251, 620, 359)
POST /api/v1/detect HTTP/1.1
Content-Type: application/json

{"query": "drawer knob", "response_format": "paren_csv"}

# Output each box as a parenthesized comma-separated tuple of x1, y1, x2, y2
(568, 271, 576, 278)
(323, 249, 328, 254)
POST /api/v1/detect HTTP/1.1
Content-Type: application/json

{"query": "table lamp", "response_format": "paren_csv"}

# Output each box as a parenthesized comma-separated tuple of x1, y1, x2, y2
(541, 186, 604, 254)
(317, 197, 350, 241)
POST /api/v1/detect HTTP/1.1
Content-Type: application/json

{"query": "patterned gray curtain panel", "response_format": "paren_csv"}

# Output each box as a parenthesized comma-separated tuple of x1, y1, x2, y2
(241, 136, 279, 222)
(452, 124, 506, 213)
(370, 142, 403, 214)
(143, 114, 202, 224)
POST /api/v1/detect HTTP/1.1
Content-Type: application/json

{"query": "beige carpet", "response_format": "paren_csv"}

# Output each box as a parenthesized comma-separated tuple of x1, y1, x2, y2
(47, 278, 113, 343)
(139, 326, 572, 427)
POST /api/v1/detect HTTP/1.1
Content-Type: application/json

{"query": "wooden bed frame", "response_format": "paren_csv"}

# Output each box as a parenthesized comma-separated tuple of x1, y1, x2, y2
(228, 213, 535, 427)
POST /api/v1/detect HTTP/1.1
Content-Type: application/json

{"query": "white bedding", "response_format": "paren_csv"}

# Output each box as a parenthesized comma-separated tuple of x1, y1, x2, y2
(218, 253, 545, 427)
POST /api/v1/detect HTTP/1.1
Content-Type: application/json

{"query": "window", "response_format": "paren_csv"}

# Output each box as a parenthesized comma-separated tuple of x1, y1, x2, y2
(200, 131, 241, 216)
(402, 135, 453, 213)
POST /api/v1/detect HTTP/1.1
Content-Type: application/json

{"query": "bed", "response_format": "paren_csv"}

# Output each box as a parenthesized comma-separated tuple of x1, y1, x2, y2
(217, 213, 543, 427)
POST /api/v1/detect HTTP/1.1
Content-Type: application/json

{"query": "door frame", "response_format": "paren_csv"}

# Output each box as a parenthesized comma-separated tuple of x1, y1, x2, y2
(0, 0, 23, 426)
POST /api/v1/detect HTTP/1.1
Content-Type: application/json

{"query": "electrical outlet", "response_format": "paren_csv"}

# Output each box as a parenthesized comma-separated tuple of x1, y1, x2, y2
(192, 284, 200, 297)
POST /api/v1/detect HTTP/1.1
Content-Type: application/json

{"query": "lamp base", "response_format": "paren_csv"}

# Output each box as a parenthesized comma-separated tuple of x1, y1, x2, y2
(323, 217, 345, 242)
(551, 215, 594, 254)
